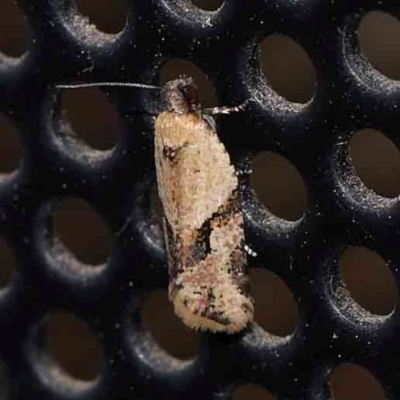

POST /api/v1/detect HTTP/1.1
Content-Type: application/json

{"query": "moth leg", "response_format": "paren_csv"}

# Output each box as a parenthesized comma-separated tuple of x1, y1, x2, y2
(203, 99, 250, 115)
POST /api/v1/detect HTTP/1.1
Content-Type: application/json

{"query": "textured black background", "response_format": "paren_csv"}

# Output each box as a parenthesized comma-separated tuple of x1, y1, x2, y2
(0, 0, 400, 399)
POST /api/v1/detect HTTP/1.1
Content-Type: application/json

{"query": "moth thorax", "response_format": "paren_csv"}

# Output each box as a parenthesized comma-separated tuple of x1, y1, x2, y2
(162, 77, 201, 114)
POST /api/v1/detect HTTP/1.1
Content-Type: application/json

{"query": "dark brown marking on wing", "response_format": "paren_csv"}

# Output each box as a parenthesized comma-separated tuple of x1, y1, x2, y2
(187, 188, 243, 260)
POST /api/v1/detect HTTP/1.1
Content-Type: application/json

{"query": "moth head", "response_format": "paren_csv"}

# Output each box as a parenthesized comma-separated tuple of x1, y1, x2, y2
(162, 76, 201, 114)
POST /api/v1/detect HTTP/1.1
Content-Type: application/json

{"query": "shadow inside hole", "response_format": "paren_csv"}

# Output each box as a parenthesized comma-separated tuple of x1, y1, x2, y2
(339, 246, 397, 316)
(250, 269, 298, 337)
(0, 0, 28, 58)
(250, 151, 307, 221)
(0, 238, 15, 288)
(190, 0, 224, 11)
(74, 0, 126, 34)
(160, 59, 218, 108)
(329, 363, 385, 400)
(38, 311, 103, 384)
(260, 34, 316, 103)
(141, 290, 199, 360)
(233, 384, 275, 400)
(0, 114, 24, 174)
(60, 88, 120, 151)
(349, 129, 400, 198)
(358, 11, 400, 80)
(50, 198, 112, 266)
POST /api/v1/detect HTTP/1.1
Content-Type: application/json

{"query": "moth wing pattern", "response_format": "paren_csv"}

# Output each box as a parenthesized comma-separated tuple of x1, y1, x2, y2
(154, 110, 254, 333)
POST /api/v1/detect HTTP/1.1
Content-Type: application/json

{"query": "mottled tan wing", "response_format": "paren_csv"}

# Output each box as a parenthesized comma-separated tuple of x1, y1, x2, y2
(154, 112, 238, 234)
(154, 111, 253, 333)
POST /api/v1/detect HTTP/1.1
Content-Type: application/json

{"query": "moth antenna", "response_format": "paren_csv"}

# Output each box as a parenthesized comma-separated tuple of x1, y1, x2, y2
(56, 82, 161, 90)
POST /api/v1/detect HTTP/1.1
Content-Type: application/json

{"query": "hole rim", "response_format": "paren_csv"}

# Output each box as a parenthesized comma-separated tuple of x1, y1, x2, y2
(35, 198, 111, 286)
(51, 89, 120, 164)
(358, 10, 400, 82)
(250, 267, 299, 338)
(348, 128, 400, 199)
(250, 150, 308, 222)
(60, 2, 125, 46)
(327, 247, 396, 326)
(338, 246, 398, 317)
(259, 33, 317, 105)
(122, 291, 200, 376)
(27, 309, 106, 396)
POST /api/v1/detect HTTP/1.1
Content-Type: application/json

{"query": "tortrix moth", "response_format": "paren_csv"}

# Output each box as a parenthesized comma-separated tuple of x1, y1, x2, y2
(57, 76, 254, 333)
(155, 77, 253, 333)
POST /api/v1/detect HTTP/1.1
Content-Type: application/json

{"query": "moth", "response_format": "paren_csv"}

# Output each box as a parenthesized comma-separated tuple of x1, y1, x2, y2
(154, 77, 253, 333)
(57, 77, 254, 333)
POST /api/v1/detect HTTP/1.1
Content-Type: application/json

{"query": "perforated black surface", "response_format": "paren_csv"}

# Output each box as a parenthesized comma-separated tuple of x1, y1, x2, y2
(0, 0, 399, 399)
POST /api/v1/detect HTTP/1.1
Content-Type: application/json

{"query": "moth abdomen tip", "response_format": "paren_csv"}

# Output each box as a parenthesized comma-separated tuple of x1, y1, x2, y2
(169, 282, 253, 334)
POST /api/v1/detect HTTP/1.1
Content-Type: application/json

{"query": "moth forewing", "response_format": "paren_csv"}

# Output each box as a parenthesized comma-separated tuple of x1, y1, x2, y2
(154, 78, 254, 333)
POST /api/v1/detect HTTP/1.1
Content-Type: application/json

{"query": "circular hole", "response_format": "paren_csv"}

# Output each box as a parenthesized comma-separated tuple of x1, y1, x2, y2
(41, 311, 103, 382)
(190, 0, 224, 11)
(233, 384, 275, 400)
(0, 114, 24, 174)
(329, 363, 385, 400)
(51, 198, 112, 266)
(260, 34, 316, 103)
(160, 59, 218, 108)
(359, 11, 400, 80)
(0, 1, 27, 58)
(0, 238, 15, 288)
(250, 151, 307, 221)
(141, 290, 199, 360)
(250, 269, 298, 337)
(339, 247, 397, 316)
(349, 129, 400, 198)
(60, 88, 120, 151)
(74, 0, 126, 34)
